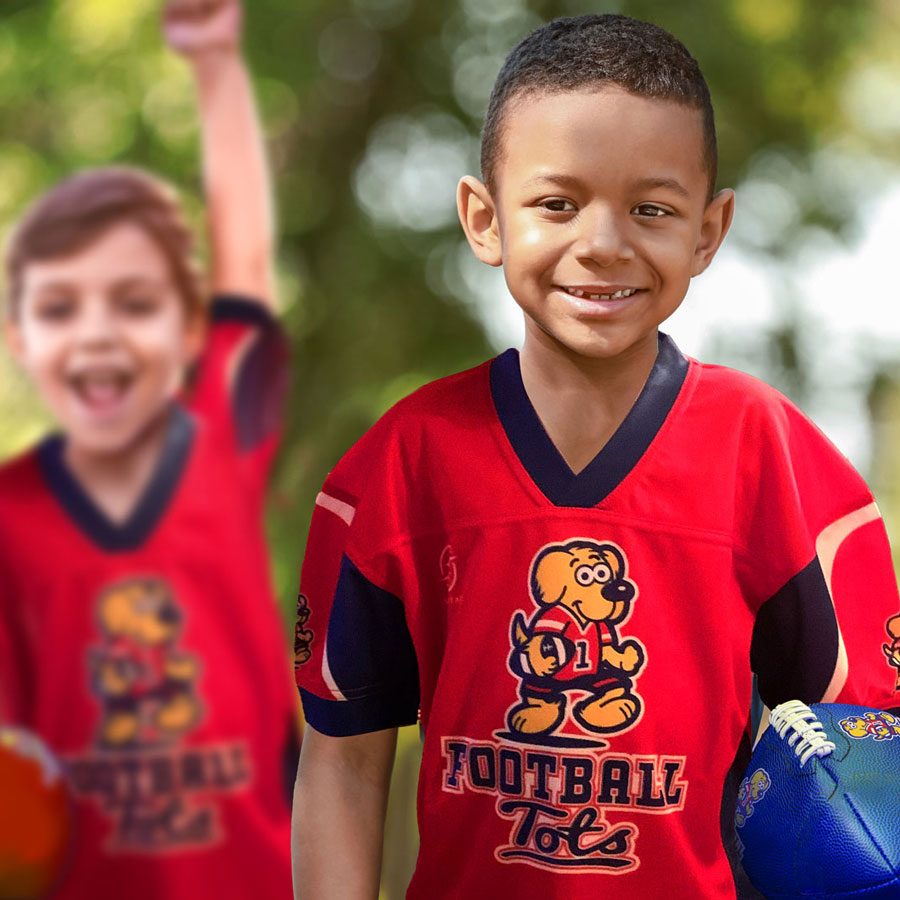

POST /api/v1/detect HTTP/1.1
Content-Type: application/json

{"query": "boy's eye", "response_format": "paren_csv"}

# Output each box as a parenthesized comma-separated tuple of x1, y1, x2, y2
(633, 204, 670, 218)
(35, 297, 75, 321)
(538, 198, 576, 213)
(119, 295, 159, 316)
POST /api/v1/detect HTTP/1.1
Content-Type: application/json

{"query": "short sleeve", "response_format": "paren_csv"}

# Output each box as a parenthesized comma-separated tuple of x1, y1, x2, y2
(735, 395, 900, 712)
(293, 420, 420, 737)
(186, 294, 289, 475)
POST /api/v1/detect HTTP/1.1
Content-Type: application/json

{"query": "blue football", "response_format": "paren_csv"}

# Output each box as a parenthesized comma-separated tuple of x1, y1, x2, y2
(736, 701, 900, 900)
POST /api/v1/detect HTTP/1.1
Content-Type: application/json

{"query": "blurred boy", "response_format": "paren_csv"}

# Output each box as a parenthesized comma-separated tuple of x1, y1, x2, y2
(0, 0, 295, 897)
(292, 14, 900, 900)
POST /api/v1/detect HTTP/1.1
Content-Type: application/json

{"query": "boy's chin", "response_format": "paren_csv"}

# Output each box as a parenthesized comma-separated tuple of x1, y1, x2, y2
(62, 404, 176, 461)
(527, 322, 661, 362)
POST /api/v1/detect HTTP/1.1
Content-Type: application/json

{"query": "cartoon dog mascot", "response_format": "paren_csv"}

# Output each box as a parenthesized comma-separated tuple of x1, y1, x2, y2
(884, 615, 900, 691)
(507, 539, 645, 737)
(735, 769, 771, 828)
(839, 710, 900, 740)
(91, 577, 201, 748)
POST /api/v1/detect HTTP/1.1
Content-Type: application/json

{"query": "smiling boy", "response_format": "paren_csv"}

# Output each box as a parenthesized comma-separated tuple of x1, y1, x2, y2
(0, 1, 295, 897)
(292, 15, 900, 900)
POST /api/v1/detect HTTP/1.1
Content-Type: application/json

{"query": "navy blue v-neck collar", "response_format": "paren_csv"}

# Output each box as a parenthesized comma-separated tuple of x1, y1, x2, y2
(37, 404, 196, 553)
(490, 333, 689, 508)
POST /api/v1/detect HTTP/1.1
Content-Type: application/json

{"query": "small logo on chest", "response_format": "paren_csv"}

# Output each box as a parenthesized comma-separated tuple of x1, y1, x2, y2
(440, 544, 463, 604)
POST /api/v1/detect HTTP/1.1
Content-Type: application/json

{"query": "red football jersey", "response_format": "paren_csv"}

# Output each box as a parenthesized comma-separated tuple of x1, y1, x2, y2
(295, 334, 900, 900)
(0, 297, 295, 900)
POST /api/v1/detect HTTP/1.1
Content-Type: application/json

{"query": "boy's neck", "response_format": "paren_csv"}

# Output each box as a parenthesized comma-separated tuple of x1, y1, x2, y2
(63, 405, 177, 526)
(519, 329, 659, 475)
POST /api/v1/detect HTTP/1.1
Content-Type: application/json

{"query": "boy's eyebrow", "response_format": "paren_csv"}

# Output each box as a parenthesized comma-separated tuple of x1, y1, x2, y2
(112, 275, 168, 291)
(29, 275, 167, 294)
(632, 177, 691, 199)
(30, 279, 76, 295)
(522, 173, 584, 191)
(522, 173, 693, 199)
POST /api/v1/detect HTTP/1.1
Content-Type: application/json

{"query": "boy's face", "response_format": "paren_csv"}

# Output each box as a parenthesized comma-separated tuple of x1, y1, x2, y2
(459, 86, 733, 361)
(6, 221, 203, 456)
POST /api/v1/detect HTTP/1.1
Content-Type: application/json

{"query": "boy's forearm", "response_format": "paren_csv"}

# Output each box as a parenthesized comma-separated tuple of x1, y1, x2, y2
(292, 725, 397, 900)
(191, 53, 274, 303)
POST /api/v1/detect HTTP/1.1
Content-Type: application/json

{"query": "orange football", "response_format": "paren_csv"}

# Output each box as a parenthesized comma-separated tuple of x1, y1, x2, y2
(0, 728, 73, 900)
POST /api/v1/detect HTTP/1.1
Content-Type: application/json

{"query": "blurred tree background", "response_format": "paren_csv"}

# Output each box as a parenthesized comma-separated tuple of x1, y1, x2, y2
(1, 1, 899, 896)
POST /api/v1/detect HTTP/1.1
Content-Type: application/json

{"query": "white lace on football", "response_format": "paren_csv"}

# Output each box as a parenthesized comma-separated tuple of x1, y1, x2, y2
(769, 700, 837, 766)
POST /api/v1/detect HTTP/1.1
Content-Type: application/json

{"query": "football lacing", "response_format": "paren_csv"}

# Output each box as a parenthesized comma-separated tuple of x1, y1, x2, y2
(769, 700, 836, 766)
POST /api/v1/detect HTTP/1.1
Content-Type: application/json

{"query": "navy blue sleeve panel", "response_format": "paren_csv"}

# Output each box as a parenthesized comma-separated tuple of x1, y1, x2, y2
(299, 554, 420, 737)
(750, 557, 839, 709)
(210, 295, 278, 329)
(299, 685, 420, 737)
(327, 555, 420, 700)
(209, 295, 289, 453)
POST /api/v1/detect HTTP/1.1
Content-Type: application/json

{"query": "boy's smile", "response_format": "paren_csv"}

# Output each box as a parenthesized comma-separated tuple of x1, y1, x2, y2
(7, 222, 203, 457)
(459, 85, 733, 365)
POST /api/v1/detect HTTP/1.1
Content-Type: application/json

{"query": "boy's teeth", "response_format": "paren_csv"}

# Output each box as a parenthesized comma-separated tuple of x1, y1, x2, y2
(567, 288, 636, 300)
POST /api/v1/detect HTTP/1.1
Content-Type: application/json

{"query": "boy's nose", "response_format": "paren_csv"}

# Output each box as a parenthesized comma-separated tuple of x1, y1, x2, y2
(74, 299, 119, 346)
(574, 208, 634, 266)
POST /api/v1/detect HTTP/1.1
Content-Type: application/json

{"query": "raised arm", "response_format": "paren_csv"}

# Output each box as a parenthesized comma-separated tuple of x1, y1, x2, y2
(292, 725, 397, 900)
(163, 0, 275, 305)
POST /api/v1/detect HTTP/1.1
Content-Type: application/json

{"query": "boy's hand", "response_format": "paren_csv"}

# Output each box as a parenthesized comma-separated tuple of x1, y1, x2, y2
(163, 0, 242, 58)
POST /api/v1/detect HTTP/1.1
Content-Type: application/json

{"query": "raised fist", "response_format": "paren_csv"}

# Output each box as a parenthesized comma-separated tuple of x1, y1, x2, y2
(163, 0, 243, 58)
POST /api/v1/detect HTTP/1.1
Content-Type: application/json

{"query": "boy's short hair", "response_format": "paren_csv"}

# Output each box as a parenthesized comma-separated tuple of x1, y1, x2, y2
(481, 14, 718, 199)
(4, 167, 204, 319)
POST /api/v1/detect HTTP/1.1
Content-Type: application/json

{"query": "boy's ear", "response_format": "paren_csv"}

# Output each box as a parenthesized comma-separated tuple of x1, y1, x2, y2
(457, 176, 502, 267)
(691, 188, 735, 277)
(3, 317, 26, 367)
